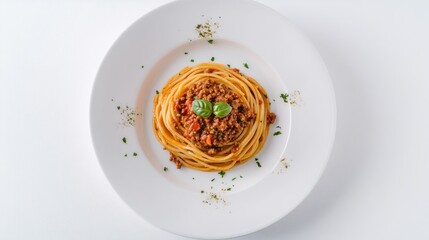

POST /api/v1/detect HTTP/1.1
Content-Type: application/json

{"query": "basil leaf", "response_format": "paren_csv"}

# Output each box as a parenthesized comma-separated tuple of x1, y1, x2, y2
(213, 102, 232, 118)
(192, 99, 212, 118)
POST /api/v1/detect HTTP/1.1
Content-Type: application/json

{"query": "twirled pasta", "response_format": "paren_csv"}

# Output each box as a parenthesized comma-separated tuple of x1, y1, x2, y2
(153, 63, 275, 171)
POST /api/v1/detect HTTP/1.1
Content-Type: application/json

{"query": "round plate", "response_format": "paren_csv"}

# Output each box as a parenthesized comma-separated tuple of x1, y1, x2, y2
(90, 0, 336, 239)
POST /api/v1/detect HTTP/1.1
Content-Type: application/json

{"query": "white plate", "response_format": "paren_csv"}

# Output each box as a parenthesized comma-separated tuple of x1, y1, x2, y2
(90, 0, 336, 239)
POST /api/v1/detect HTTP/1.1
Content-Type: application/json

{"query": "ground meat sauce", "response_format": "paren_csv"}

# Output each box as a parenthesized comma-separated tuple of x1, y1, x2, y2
(170, 78, 276, 168)
(267, 112, 277, 124)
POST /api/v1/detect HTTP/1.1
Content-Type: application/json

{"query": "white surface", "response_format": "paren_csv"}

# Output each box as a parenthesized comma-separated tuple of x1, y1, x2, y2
(90, 0, 335, 238)
(1, 0, 428, 239)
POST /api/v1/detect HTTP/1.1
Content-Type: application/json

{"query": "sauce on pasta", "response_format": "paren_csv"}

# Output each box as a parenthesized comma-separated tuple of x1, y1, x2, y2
(153, 63, 276, 171)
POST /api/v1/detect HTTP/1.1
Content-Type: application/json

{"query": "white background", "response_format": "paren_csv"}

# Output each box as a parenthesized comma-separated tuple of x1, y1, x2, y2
(1, 0, 428, 239)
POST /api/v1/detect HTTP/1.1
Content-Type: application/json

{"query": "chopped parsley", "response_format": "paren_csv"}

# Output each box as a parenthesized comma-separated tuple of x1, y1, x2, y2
(231, 177, 237, 181)
(280, 93, 289, 103)
(226, 188, 231, 191)
(276, 126, 281, 129)
(184, 52, 188, 55)
(155, 90, 159, 94)
(273, 131, 282, 136)
(141, 65, 144, 68)
(210, 57, 215, 62)
(190, 59, 195, 62)
(195, 20, 218, 38)
(133, 152, 137, 156)
(255, 158, 262, 167)
(218, 171, 226, 178)
(201, 190, 205, 194)
(163, 167, 168, 172)
(208, 39, 214, 44)
(243, 63, 249, 69)
(124, 154, 128, 157)
(227, 64, 231, 68)
(122, 137, 127, 144)
(117, 106, 120, 110)
(211, 178, 215, 182)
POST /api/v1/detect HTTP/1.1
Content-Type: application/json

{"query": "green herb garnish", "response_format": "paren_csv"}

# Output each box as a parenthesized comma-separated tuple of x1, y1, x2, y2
(117, 106, 120, 110)
(243, 63, 249, 69)
(192, 99, 213, 118)
(280, 93, 289, 103)
(210, 56, 215, 62)
(201, 190, 205, 193)
(163, 167, 168, 172)
(232, 177, 236, 181)
(208, 39, 214, 44)
(184, 52, 188, 55)
(190, 59, 195, 62)
(227, 64, 231, 68)
(218, 171, 226, 178)
(133, 152, 137, 156)
(141, 65, 144, 68)
(211, 178, 215, 182)
(256, 162, 262, 167)
(122, 137, 127, 144)
(156, 90, 159, 94)
(213, 102, 232, 118)
(273, 131, 282, 136)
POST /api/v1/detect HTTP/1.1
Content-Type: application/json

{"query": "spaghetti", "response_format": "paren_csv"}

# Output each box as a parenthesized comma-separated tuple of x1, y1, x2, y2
(153, 63, 276, 171)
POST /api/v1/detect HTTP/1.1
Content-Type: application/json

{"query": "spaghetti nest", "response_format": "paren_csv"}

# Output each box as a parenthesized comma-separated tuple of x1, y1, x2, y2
(153, 63, 276, 171)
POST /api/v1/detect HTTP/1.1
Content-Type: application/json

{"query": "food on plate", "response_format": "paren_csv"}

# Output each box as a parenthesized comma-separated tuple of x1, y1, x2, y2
(153, 63, 276, 171)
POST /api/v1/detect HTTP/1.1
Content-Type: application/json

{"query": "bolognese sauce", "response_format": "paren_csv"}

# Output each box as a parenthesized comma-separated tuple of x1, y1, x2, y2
(170, 78, 276, 168)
